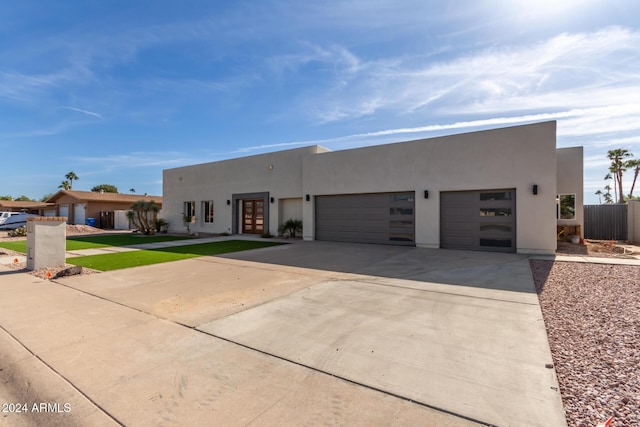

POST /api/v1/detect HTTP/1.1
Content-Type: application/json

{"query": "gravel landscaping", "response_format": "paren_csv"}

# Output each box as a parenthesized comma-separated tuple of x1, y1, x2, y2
(531, 260, 640, 427)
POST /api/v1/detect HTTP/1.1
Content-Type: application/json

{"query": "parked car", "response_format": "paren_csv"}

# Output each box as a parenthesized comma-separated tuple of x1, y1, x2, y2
(0, 211, 20, 225)
(0, 213, 38, 230)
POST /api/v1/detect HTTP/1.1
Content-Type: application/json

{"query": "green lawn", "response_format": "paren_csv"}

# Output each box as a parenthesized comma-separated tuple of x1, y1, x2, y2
(0, 234, 193, 254)
(67, 240, 284, 271)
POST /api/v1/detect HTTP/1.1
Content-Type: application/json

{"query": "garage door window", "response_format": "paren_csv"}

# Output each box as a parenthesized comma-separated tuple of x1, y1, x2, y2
(480, 238, 512, 248)
(480, 191, 512, 201)
(480, 207, 512, 216)
(389, 193, 414, 242)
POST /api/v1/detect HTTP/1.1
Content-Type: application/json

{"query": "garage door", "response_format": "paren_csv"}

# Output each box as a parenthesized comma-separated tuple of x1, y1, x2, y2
(440, 190, 516, 252)
(74, 203, 86, 225)
(59, 204, 69, 222)
(315, 192, 414, 245)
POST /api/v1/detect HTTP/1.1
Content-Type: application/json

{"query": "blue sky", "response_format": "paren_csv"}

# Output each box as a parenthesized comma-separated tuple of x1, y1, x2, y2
(1, 0, 639, 204)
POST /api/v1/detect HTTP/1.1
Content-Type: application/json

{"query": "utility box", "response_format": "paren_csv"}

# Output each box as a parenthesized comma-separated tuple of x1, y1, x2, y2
(26, 217, 67, 271)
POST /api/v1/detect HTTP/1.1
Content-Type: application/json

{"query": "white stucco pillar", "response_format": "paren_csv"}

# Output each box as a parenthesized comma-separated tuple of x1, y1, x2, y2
(26, 217, 67, 271)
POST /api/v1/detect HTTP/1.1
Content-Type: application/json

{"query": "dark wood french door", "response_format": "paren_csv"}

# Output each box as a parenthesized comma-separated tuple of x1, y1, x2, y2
(242, 199, 264, 234)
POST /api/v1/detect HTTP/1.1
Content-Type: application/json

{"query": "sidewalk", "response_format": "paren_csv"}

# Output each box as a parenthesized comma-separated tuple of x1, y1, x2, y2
(531, 254, 640, 266)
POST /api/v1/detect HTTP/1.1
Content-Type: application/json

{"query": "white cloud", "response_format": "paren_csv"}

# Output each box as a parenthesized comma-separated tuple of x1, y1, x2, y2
(298, 27, 640, 127)
(62, 106, 103, 119)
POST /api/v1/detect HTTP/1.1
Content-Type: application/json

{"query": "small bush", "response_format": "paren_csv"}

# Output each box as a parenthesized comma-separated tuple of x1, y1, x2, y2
(261, 232, 273, 238)
(278, 218, 302, 238)
(8, 226, 27, 237)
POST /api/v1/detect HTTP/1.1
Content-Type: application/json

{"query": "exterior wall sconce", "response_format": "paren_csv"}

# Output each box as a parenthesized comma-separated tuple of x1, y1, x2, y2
(305, 194, 310, 202)
(532, 185, 538, 195)
(270, 197, 275, 203)
(226, 200, 231, 205)
(424, 190, 429, 199)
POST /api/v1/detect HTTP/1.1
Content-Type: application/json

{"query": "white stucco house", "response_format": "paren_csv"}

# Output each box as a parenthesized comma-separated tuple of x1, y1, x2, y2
(163, 121, 583, 255)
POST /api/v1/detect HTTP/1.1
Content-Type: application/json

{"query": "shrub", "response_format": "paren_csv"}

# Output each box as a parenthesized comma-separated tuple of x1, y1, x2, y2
(155, 218, 168, 233)
(278, 218, 302, 238)
(8, 226, 27, 237)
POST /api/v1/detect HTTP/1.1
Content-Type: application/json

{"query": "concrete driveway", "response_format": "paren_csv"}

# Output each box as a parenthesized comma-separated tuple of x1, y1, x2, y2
(0, 240, 565, 426)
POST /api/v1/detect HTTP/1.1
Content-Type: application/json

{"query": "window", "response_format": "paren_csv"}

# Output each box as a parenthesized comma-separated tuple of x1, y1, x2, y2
(183, 201, 195, 219)
(480, 191, 512, 201)
(202, 200, 214, 223)
(558, 194, 576, 219)
(480, 208, 512, 217)
(390, 193, 414, 202)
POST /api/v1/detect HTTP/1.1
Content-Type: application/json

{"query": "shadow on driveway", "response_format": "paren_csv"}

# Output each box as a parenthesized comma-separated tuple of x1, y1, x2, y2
(217, 240, 537, 294)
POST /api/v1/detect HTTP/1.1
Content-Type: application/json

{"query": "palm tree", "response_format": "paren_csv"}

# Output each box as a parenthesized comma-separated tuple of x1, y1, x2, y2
(604, 173, 615, 204)
(595, 189, 603, 204)
(127, 200, 160, 234)
(604, 184, 613, 204)
(607, 149, 632, 203)
(626, 158, 640, 199)
(58, 180, 71, 190)
(129, 188, 136, 194)
(65, 171, 79, 189)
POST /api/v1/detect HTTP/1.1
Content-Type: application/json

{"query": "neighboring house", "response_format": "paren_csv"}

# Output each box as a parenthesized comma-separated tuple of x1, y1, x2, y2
(163, 121, 583, 254)
(45, 190, 163, 229)
(0, 200, 54, 214)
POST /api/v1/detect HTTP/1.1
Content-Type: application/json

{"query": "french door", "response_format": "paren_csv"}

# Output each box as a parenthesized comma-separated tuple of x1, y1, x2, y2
(242, 199, 264, 234)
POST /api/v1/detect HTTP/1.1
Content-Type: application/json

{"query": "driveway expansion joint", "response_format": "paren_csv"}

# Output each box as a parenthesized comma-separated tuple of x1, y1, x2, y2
(195, 328, 496, 427)
(0, 323, 125, 427)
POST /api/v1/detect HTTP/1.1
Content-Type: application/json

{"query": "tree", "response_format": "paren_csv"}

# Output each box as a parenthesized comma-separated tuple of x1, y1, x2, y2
(40, 193, 54, 202)
(0, 195, 12, 200)
(604, 173, 615, 203)
(14, 195, 33, 201)
(91, 184, 118, 193)
(65, 171, 79, 189)
(627, 158, 640, 199)
(126, 200, 160, 235)
(59, 180, 72, 190)
(129, 188, 136, 194)
(595, 189, 603, 204)
(607, 149, 632, 203)
(182, 213, 193, 234)
(604, 184, 613, 204)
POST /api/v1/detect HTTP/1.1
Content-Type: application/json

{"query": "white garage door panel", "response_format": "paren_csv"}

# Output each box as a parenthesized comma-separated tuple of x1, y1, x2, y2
(74, 203, 86, 225)
(59, 204, 69, 222)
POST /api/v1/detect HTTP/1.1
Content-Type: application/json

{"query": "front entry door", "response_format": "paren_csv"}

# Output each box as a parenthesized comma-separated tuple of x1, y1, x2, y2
(242, 199, 264, 234)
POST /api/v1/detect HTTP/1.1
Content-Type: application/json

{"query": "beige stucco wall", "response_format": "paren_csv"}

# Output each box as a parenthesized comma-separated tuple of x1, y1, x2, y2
(163, 146, 329, 234)
(556, 147, 584, 237)
(26, 217, 66, 270)
(302, 121, 558, 254)
(162, 121, 565, 254)
(279, 198, 303, 228)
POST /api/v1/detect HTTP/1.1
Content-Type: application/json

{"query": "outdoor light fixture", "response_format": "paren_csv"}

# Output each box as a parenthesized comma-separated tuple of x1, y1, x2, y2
(424, 190, 429, 199)
(532, 185, 538, 195)
(227, 200, 231, 205)
(305, 194, 310, 201)
(270, 197, 275, 203)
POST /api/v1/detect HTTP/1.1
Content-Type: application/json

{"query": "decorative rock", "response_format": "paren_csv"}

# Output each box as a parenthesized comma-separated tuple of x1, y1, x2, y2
(53, 266, 83, 279)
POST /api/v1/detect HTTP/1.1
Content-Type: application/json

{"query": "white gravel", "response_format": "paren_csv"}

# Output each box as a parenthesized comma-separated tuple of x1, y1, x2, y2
(531, 260, 640, 427)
